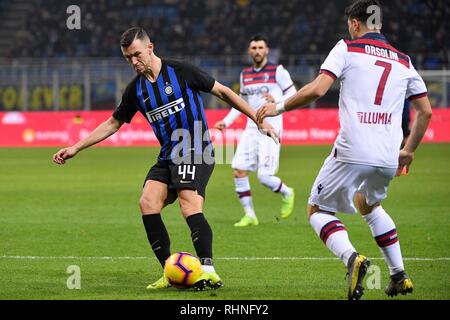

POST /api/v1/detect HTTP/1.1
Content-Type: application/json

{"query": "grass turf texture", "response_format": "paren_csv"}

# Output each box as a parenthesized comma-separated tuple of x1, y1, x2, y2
(0, 144, 449, 300)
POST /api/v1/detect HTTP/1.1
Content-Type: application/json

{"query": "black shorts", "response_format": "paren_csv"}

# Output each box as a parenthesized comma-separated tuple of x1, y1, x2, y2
(144, 158, 215, 201)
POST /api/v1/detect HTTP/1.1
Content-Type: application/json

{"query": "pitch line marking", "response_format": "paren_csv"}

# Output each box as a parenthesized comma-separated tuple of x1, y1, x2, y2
(0, 255, 449, 261)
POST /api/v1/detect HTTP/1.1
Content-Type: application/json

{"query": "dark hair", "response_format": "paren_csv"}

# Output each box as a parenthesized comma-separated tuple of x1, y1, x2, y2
(249, 34, 269, 47)
(120, 27, 150, 47)
(345, 0, 382, 24)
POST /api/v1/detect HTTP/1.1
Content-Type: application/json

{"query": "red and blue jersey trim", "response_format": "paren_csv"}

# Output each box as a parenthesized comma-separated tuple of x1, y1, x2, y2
(345, 33, 410, 68)
(320, 69, 338, 80)
(242, 63, 278, 76)
(242, 63, 278, 85)
(408, 92, 428, 101)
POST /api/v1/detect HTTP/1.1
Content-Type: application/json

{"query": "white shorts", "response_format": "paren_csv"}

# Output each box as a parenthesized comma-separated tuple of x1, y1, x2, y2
(308, 153, 396, 214)
(231, 129, 280, 176)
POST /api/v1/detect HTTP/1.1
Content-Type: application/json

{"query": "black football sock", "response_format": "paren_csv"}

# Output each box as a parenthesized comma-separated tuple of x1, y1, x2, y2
(186, 213, 213, 266)
(142, 214, 171, 269)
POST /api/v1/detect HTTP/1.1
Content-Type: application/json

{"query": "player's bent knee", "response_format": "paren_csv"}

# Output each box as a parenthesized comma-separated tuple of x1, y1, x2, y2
(256, 173, 265, 182)
(139, 196, 164, 214)
(179, 202, 203, 217)
(178, 190, 203, 217)
(360, 203, 380, 216)
(257, 174, 273, 186)
(234, 169, 248, 178)
(307, 204, 335, 220)
(354, 192, 379, 215)
(307, 204, 321, 219)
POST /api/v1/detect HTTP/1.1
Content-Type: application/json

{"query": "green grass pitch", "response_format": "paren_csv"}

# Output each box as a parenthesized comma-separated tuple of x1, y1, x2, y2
(0, 144, 449, 300)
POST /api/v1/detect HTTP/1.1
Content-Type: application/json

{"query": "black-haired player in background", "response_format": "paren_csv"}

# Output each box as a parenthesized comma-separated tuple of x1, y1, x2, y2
(53, 27, 278, 290)
(257, 0, 432, 299)
(215, 34, 296, 227)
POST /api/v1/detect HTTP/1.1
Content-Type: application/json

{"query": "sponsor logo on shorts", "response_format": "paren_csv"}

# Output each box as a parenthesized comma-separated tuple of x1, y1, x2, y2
(317, 184, 324, 194)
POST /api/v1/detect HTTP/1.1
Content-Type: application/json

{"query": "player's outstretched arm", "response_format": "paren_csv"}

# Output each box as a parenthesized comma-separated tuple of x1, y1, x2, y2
(210, 81, 258, 123)
(214, 108, 242, 131)
(210, 81, 279, 143)
(52, 116, 123, 165)
(256, 73, 334, 123)
(397, 96, 432, 175)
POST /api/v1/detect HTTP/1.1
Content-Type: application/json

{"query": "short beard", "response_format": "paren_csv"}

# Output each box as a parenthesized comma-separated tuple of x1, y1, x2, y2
(253, 56, 263, 63)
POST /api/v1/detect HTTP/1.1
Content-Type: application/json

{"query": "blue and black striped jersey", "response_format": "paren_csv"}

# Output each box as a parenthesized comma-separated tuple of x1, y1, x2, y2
(113, 59, 215, 162)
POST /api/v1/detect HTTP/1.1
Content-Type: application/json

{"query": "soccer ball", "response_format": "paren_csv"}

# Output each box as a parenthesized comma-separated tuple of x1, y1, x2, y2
(164, 252, 203, 289)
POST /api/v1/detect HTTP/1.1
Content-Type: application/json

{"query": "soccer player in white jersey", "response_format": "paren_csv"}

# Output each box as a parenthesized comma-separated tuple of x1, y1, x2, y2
(214, 35, 297, 227)
(256, 0, 432, 300)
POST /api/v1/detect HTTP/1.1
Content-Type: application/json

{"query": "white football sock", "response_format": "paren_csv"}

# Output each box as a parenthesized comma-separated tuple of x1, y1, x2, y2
(234, 177, 256, 218)
(363, 206, 404, 275)
(310, 212, 356, 266)
(201, 265, 216, 273)
(258, 174, 292, 197)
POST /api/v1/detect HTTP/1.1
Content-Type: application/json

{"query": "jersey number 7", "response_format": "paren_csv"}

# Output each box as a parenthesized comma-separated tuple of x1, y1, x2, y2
(374, 60, 392, 106)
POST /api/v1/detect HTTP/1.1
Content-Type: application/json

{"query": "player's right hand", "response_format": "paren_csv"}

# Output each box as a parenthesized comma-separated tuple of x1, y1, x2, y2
(256, 102, 279, 123)
(213, 120, 227, 131)
(53, 146, 78, 165)
(396, 149, 414, 176)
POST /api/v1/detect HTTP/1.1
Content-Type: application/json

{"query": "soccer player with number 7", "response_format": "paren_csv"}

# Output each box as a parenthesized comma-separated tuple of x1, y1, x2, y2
(52, 27, 279, 290)
(256, 0, 432, 300)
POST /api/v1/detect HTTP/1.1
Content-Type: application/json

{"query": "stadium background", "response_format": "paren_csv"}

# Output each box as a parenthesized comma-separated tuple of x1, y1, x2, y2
(0, 0, 449, 147)
(0, 0, 449, 301)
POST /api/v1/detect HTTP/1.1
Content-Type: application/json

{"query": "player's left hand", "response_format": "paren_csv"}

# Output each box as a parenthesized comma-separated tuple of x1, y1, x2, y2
(213, 120, 226, 131)
(396, 149, 414, 176)
(256, 102, 279, 123)
(257, 120, 280, 144)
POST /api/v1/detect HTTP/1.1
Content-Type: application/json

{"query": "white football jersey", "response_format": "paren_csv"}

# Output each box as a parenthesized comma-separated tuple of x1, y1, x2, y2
(320, 33, 427, 168)
(223, 64, 296, 130)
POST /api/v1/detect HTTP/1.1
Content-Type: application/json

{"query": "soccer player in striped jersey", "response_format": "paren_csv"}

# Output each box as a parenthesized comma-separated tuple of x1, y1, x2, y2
(214, 35, 296, 227)
(257, 0, 432, 299)
(53, 27, 278, 290)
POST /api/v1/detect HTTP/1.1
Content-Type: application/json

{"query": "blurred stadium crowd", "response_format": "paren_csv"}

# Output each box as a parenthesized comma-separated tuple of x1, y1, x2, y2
(6, 0, 449, 69)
